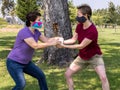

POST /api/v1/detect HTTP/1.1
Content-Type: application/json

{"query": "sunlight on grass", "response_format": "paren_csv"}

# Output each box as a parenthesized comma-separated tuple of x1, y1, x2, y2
(5, 25, 23, 28)
(0, 26, 120, 90)
(0, 18, 8, 28)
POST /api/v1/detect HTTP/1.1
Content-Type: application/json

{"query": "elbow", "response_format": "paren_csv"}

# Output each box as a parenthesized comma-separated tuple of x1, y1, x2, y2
(78, 44, 85, 49)
(32, 44, 39, 50)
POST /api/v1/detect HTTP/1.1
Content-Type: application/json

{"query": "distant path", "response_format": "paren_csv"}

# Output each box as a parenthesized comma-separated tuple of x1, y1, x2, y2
(0, 28, 20, 32)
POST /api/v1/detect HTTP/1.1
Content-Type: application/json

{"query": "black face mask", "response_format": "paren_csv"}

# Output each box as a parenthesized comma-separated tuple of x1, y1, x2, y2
(76, 16, 87, 23)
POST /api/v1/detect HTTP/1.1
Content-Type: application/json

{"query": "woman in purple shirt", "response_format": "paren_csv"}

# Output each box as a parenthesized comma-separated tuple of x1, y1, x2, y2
(6, 11, 58, 90)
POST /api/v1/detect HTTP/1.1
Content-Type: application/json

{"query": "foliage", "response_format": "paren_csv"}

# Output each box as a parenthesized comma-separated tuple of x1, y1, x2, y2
(115, 6, 120, 25)
(107, 1, 116, 23)
(16, 0, 39, 22)
(68, 0, 77, 24)
(92, 1, 120, 25)
(92, 9, 107, 25)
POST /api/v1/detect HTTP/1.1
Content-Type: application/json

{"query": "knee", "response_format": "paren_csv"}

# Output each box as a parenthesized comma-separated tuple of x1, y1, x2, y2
(64, 71, 71, 78)
(38, 72, 46, 80)
(100, 75, 108, 82)
(16, 81, 26, 89)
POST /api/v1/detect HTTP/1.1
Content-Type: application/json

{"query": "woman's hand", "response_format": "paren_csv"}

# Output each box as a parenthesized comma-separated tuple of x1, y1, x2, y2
(49, 38, 59, 46)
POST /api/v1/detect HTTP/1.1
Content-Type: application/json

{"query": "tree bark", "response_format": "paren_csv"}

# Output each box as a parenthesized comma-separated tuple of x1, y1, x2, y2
(42, 0, 74, 66)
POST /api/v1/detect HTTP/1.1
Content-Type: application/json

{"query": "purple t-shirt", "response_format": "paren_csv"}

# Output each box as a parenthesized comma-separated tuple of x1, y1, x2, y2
(7, 27, 41, 64)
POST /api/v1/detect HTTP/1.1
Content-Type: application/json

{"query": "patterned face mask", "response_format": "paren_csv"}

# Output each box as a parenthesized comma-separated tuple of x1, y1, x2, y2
(32, 21, 42, 29)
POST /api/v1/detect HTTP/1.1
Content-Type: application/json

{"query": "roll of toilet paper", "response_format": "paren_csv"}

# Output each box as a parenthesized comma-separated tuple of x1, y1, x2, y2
(58, 37, 64, 44)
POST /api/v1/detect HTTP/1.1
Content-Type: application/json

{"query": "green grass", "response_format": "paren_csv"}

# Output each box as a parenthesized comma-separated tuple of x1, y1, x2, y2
(0, 18, 23, 29)
(0, 26, 120, 90)
(0, 18, 8, 28)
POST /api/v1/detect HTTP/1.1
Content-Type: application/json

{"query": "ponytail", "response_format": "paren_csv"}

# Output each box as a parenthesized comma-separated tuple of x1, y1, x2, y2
(25, 20, 31, 27)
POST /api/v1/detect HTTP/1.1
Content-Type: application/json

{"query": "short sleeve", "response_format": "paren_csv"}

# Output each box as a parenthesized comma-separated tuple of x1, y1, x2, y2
(18, 28, 33, 40)
(75, 23, 82, 33)
(86, 27, 98, 41)
(35, 29, 41, 38)
(75, 24, 79, 33)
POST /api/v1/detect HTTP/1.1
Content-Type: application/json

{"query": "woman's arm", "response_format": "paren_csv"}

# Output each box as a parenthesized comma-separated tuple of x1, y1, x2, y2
(62, 38, 92, 49)
(38, 34, 49, 42)
(63, 32, 78, 44)
(39, 34, 60, 43)
(24, 37, 57, 49)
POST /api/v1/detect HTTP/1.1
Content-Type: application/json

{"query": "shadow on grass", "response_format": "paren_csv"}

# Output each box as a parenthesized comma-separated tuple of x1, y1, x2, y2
(44, 65, 120, 90)
(100, 42, 120, 47)
(0, 50, 10, 60)
(40, 40, 120, 90)
(0, 32, 120, 90)
(99, 42, 120, 90)
(0, 36, 15, 61)
(0, 61, 120, 90)
(0, 36, 15, 47)
(0, 86, 13, 90)
(0, 82, 39, 90)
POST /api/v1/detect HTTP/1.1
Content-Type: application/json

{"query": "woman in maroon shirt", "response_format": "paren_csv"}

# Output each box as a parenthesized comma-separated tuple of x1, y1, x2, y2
(59, 4, 110, 90)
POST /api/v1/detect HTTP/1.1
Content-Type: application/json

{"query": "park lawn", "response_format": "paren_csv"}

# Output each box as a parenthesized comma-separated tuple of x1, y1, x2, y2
(0, 18, 8, 29)
(0, 26, 120, 90)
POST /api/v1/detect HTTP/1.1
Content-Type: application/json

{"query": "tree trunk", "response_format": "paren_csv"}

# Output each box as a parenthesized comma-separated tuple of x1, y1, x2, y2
(42, 0, 74, 66)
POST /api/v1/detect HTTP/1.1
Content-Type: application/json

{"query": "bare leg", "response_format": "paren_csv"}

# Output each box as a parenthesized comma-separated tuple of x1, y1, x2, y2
(65, 63, 82, 90)
(94, 65, 110, 90)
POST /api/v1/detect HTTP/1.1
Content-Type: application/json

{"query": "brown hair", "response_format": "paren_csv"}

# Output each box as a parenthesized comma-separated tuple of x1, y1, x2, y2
(77, 4, 92, 20)
(25, 11, 41, 27)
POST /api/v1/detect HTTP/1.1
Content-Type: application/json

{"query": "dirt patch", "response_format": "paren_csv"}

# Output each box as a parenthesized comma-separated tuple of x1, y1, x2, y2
(0, 28, 20, 32)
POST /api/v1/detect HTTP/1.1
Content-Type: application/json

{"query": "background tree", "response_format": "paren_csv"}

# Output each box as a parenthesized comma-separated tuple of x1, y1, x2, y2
(1, 0, 15, 17)
(92, 8, 109, 28)
(68, 0, 77, 24)
(36, 0, 43, 6)
(92, 9, 105, 26)
(16, 0, 39, 21)
(107, 1, 116, 24)
(92, 1, 120, 27)
(1, 0, 16, 24)
(42, 0, 74, 66)
(115, 6, 120, 25)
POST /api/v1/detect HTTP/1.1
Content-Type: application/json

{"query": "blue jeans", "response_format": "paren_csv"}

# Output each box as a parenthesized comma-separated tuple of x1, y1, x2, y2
(6, 58, 48, 90)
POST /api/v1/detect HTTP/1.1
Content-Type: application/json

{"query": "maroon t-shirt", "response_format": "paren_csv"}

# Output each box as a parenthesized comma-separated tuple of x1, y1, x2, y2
(75, 23, 102, 60)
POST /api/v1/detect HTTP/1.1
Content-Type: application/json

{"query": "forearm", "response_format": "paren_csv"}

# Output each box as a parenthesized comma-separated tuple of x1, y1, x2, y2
(63, 39, 76, 44)
(47, 37, 55, 42)
(63, 44, 84, 49)
(39, 35, 54, 43)
(63, 38, 92, 49)
(34, 42, 53, 49)
(25, 37, 56, 49)
(46, 37, 59, 43)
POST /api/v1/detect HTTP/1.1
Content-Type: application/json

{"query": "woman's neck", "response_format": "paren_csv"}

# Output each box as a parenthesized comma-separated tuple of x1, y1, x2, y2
(83, 20, 92, 30)
(29, 27, 35, 34)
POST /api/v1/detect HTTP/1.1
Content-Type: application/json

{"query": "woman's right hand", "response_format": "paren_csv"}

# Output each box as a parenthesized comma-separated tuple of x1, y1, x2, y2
(48, 38, 59, 46)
